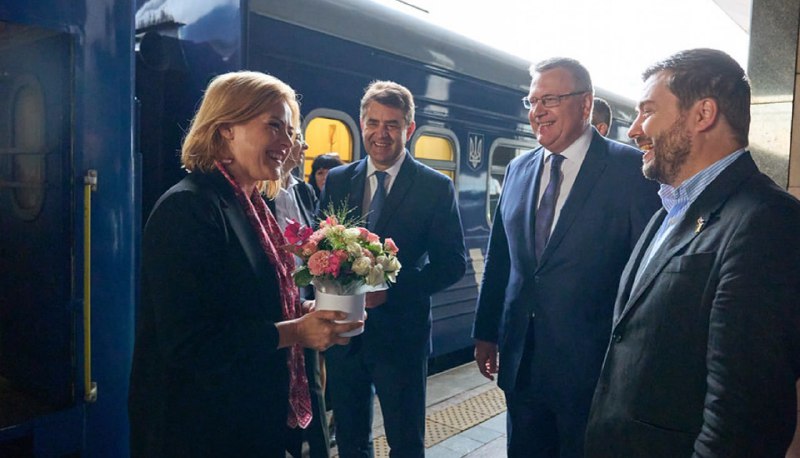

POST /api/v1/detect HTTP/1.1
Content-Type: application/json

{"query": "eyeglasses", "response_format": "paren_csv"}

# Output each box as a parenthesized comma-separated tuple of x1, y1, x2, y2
(522, 91, 588, 110)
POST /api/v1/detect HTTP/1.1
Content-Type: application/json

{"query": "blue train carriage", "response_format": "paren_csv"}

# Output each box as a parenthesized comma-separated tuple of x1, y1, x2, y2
(136, 0, 636, 364)
(0, 0, 137, 456)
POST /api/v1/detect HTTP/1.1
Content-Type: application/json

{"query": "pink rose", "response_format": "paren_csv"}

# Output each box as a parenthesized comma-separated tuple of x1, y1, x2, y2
(333, 249, 349, 262)
(301, 241, 318, 257)
(325, 215, 338, 226)
(384, 238, 399, 255)
(362, 248, 375, 261)
(307, 250, 331, 276)
(325, 254, 342, 277)
(366, 231, 380, 243)
(358, 227, 371, 240)
(310, 228, 327, 244)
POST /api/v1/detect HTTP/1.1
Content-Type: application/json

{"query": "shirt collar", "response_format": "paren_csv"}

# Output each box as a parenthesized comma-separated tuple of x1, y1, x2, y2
(543, 125, 592, 164)
(284, 174, 300, 187)
(658, 148, 746, 214)
(367, 149, 407, 179)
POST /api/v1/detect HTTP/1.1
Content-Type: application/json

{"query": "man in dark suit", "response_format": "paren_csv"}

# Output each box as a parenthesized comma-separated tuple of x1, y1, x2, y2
(591, 97, 612, 137)
(585, 48, 800, 457)
(319, 80, 467, 457)
(472, 57, 660, 457)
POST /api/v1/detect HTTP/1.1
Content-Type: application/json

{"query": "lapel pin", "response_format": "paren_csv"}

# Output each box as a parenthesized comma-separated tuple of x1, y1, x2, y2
(695, 217, 706, 234)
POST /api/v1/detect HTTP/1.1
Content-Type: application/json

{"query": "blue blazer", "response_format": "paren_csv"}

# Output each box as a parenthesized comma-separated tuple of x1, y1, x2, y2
(586, 152, 800, 457)
(318, 153, 467, 358)
(473, 130, 660, 400)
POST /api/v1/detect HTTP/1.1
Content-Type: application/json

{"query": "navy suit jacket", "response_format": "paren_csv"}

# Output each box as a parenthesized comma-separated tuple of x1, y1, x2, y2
(586, 152, 800, 457)
(473, 130, 660, 401)
(130, 171, 289, 457)
(318, 153, 467, 359)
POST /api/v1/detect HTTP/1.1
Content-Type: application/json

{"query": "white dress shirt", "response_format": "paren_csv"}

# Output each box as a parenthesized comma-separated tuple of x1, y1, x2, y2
(361, 151, 407, 218)
(537, 126, 593, 235)
(274, 175, 304, 231)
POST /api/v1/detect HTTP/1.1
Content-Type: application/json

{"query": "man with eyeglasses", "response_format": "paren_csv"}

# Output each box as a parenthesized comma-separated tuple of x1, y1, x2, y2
(472, 57, 659, 457)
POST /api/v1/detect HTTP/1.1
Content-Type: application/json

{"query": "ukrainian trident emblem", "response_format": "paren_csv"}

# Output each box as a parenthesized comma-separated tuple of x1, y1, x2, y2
(468, 133, 484, 170)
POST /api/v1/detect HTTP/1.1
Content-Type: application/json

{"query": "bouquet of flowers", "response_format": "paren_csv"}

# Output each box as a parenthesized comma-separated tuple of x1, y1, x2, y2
(283, 210, 401, 296)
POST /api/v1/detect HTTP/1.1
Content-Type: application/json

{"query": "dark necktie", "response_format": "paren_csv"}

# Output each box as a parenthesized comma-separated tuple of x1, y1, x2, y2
(367, 171, 388, 231)
(534, 154, 565, 260)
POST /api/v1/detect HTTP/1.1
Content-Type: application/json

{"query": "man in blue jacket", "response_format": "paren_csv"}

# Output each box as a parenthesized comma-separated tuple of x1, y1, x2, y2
(472, 57, 660, 457)
(319, 80, 467, 458)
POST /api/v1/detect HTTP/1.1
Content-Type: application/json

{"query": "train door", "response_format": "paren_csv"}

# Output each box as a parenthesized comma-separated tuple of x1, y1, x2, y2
(0, 21, 74, 455)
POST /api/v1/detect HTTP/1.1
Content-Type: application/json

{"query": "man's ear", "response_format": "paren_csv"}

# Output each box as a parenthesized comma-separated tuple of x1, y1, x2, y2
(405, 120, 416, 139)
(693, 98, 719, 133)
(582, 94, 593, 120)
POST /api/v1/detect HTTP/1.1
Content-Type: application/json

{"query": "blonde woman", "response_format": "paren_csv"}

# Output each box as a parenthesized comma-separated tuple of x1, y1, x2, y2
(129, 71, 360, 458)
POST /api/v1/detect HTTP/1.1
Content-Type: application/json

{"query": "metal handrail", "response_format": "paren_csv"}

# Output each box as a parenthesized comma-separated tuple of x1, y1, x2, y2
(83, 170, 98, 403)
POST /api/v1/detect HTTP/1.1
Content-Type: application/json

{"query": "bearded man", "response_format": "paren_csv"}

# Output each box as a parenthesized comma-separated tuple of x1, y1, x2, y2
(585, 48, 800, 457)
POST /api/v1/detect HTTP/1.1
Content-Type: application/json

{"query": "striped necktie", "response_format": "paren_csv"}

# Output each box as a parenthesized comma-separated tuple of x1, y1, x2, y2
(367, 171, 388, 231)
(534, 154, 565, 260)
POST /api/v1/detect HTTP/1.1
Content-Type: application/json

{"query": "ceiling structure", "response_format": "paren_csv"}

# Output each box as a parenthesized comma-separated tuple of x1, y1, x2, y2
(712, 0, 752, 33)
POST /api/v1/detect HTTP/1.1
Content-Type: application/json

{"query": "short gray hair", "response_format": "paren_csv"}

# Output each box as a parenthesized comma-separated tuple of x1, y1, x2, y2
(529, 57, 593, 94)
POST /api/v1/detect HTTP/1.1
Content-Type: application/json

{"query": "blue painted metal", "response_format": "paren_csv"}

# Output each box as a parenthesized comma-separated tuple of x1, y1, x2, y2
(0, 0, 136, 455)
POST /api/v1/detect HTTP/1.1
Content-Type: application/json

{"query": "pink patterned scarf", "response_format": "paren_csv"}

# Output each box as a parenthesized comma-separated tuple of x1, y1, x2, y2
(215, 162, 312, 429)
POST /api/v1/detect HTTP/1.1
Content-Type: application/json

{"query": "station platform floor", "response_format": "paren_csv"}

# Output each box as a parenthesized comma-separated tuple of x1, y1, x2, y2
(330, 362, 507, 457)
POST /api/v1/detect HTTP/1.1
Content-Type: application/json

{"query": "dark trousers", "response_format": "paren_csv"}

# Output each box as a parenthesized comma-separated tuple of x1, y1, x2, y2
(504, 330, 592, 458)
(325, 342, 427, 458)
(505, 388, 589, 458)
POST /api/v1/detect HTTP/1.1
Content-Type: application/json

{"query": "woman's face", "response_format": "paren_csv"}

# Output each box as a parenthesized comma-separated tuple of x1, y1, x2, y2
(284, 131, 308, 173)
(222, 101, 293, 192)
(315, 167, 330, 192)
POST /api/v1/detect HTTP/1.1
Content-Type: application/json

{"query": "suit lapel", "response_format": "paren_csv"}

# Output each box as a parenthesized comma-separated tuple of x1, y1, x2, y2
(537, 132, 608, 267)
(616, 152, 759, 323)
(209, 173, 274, 282)
(618, 207, 714, 322)
(518, 148, 544, 272)
(613, 209, 666, 320)
(373, 154, 418, 234)
(291, 183, 317, 227)
(345, 159, 368, 219)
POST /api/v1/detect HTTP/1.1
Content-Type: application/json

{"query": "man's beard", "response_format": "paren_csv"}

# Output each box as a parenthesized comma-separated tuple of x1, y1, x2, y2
(643, 115, 691, 186)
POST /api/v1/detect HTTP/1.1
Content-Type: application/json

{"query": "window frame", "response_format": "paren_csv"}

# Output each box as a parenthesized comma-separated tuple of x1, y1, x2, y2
(2, 73, 48, 221)
(486, 137, 538, 226)
(409, 125, 460, 188)
(302, 107, 361, 161)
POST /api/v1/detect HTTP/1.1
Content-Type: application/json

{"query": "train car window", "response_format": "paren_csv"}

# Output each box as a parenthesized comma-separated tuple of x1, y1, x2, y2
(303, 108, 360, 182)
(606, 99, 637, 146)
(2, 75, 47, 220)
(410, 126, 459, 182)
(609, 119, 633, 145)
(487, 138, 538, 225)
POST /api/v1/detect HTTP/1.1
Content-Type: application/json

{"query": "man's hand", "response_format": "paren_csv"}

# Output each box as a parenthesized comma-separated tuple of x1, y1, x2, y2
(474, 339, 499, 381)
